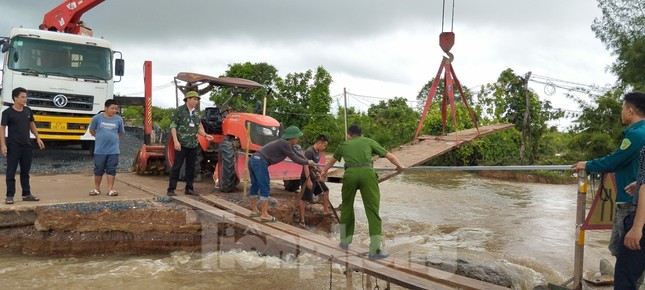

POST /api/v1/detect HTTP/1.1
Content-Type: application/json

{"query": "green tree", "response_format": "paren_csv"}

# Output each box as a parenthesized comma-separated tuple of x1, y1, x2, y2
(567, 89, 626, 160)
(366, 97, 419, 149)
(415, 78, 480, 136)
(476, 68, 563, 164)
(122, 106, 174, 130)
(272, 66, 333, 130)
(591, 0, 645, 90)
(210, 62, 278, 113)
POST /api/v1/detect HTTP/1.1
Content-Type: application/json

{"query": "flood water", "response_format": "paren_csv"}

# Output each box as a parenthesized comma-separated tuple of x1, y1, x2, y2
(0, 171, 612, 289)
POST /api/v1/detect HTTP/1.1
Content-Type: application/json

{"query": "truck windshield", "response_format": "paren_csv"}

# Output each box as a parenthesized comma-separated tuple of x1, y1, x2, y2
(7, 36, 111, 80)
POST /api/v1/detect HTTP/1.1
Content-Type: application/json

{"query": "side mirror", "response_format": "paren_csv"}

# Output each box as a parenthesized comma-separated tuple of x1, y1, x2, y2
(115, 58, 124, 76)
(0, 39, 9, 53)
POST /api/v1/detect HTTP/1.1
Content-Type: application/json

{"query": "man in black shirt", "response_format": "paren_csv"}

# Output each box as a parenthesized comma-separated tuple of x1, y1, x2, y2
(298, 135, 331, 226)
(0, 87, 45, 204)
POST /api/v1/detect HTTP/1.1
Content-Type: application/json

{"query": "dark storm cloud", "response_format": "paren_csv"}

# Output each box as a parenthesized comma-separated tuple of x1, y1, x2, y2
(1, 1, 600, 45)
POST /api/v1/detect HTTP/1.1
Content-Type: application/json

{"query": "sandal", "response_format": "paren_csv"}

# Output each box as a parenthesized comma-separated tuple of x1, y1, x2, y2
(298, 221, 306, 228)
(22, 195, 40, 201)
(89, 189, 100, 196)
(249, 211, 261, 218)
(107, 190, 118, 196)
(260, 216, 277, 223)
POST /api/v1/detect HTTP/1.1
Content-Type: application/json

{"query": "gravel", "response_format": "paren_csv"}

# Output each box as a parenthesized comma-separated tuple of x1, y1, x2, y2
(0, 127, 145, 175)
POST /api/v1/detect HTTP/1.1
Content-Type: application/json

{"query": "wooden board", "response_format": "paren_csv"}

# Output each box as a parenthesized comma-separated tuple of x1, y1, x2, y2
(175, 195, 451, 290)
(327, 124, 514, 182)
(197, 195, 508, 290)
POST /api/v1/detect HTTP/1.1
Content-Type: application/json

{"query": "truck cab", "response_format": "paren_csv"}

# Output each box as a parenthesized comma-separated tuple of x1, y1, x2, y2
(0, 27, 123, 151)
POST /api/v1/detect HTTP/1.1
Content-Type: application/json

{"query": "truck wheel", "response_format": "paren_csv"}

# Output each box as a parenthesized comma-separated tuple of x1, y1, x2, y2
(218, 140, 239, 192)
(82, 141, 95, 156)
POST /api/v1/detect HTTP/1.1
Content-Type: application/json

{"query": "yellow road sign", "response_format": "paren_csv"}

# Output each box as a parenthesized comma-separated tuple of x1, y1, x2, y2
(583, 173, 617, 230)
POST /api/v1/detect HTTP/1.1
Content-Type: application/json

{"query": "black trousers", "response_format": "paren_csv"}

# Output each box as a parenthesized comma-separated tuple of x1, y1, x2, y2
(615, 211, 645, 290)
(167, 146, 197, 191)
(5, 144, 33, 198)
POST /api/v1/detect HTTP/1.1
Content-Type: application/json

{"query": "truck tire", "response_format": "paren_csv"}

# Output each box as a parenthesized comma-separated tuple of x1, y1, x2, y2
(82, 141, 95, 156)
(218, 140, 239, 192)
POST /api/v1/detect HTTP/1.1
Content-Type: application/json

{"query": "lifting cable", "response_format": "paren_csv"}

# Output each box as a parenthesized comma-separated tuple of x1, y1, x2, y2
(441, 0, 456, 33)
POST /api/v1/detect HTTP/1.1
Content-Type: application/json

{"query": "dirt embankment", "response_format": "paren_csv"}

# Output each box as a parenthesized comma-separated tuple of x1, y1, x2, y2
(477, 170, 576, 184)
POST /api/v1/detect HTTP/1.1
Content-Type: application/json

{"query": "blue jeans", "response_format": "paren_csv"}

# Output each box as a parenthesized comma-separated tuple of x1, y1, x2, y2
(248, 156, 270, 200)
(93, 154, 119, 176)
(5, 144, 33, 198)
(615, 212, 645, 289)
(609, 204, 632, 256)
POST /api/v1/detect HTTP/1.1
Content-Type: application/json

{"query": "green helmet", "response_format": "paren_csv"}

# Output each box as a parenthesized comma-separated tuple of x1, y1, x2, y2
(282, 126, 303, 140)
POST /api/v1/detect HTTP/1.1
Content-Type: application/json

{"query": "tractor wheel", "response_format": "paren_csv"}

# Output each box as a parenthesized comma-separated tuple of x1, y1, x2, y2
(218, 140, 239, 192)
(283, 180, 300, 192)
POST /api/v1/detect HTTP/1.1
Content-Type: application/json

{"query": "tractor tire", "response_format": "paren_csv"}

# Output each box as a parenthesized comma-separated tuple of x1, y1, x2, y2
(284, 180, 301, 192)
(218, 140, 239, 192)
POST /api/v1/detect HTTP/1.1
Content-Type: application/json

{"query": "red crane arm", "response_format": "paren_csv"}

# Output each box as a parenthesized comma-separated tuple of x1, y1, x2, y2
(39, 0, 105, 34)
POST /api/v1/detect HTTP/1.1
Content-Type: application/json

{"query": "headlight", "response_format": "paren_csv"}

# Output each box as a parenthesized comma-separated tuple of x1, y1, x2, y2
(257, 127, 274, 136)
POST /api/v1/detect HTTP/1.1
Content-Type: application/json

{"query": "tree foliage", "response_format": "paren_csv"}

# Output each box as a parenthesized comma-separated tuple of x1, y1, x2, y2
(591, 0, 645, 89)
(476, 69, 563, 164)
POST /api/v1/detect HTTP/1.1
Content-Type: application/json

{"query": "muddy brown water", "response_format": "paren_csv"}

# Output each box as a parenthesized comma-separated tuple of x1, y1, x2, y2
(0, 171, 613, 289)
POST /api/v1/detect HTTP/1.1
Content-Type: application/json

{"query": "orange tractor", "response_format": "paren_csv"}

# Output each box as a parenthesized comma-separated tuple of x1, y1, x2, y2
(134, 70, 312, 192)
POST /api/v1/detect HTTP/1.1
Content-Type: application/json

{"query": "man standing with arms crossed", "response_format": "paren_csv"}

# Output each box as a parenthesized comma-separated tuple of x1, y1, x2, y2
(1, 87, 45, 204)
(575, 92, 645, 259)
(322, 124, 404, 260)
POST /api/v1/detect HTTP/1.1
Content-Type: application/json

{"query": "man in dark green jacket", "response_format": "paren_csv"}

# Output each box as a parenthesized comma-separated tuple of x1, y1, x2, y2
(575, 92, 645, 257)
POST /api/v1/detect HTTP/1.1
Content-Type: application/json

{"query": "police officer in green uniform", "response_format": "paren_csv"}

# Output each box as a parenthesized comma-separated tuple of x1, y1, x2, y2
(575, 92, 645, 258)
(322, 124, 404, 260)
(167, 91, 213, 196)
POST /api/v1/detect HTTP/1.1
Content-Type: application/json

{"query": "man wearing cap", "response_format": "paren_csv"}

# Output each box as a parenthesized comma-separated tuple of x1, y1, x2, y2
(321, 124, 405, 260)
(248, 125, 314, 222)
(167, 91, 213, 196)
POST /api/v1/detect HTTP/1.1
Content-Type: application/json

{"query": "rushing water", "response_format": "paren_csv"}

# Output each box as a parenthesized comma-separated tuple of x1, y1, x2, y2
(0, 171, 612, 289)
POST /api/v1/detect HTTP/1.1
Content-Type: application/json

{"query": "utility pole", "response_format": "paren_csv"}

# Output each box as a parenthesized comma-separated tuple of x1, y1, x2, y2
(344, 88, 348, 140)
(520, 71, 532, 165)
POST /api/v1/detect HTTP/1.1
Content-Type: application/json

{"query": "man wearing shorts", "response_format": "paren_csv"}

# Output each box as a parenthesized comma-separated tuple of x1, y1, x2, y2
(89, 99, 124, 196)
(298, 135, 330, 226)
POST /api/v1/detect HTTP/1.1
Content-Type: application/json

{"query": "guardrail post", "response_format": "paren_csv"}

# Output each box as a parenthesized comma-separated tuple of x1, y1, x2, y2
(573, 169, 587, 289)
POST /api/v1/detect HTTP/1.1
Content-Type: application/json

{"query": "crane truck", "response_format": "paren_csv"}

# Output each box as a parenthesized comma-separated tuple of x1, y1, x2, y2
(0, 0, 124, 153)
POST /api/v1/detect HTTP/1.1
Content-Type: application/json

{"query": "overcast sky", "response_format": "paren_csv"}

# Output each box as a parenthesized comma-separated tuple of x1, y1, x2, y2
(1, 0, 616, 124)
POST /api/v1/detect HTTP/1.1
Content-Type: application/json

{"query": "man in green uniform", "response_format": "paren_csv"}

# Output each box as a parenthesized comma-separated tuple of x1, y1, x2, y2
(167, 91, 213, 196)
(575, 92, 645, 258)
(322, 124, 404, 260)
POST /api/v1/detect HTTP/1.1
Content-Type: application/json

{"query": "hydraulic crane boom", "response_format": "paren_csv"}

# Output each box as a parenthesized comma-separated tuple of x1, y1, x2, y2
(39, 0, 105, 35)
